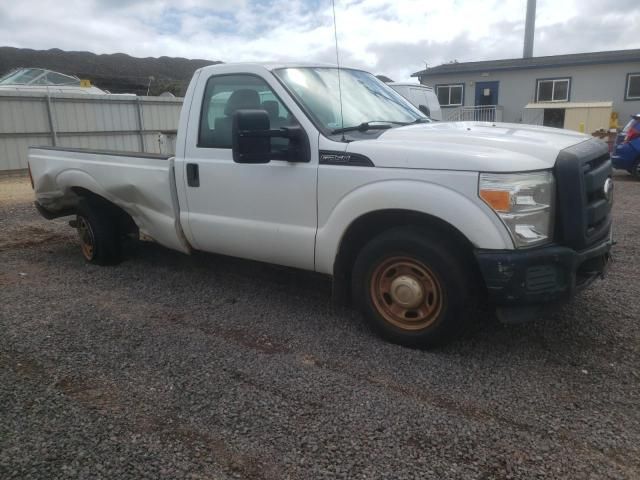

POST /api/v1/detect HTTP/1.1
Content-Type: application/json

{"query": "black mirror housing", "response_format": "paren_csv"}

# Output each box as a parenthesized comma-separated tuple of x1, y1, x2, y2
(232, 109, 311, 164)
(276, 126, 311, 164)
(232, 109, 272, 164)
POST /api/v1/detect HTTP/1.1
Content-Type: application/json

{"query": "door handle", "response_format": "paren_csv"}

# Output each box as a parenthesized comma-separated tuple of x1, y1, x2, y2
(186, 163, 199, 187)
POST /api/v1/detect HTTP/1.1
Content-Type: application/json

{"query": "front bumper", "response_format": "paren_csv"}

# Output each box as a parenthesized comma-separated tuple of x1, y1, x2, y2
(611, 143, 637, 171)
(475, 233, 613, 306)
(611, 154, 631, 171)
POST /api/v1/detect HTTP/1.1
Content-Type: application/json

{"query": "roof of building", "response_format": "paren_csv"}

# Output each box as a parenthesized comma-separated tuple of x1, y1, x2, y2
(524, 101, 613, 110)
(412, 49, 640, 78)
(388, 82, 434, 90)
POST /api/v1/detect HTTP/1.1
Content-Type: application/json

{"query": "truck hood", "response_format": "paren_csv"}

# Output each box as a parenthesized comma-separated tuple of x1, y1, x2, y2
(346, 121, 594, 172)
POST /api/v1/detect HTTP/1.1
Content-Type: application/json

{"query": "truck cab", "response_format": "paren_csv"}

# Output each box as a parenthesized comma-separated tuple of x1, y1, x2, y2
(29, 63, 614, 347)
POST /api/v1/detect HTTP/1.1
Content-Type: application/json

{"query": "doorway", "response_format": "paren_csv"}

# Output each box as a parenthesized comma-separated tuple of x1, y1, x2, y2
(474, 81, 499, 121)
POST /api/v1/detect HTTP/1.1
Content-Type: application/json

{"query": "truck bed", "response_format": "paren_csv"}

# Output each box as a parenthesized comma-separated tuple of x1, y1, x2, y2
(29, 146, 190, 254)
(32, 146, 172, 161)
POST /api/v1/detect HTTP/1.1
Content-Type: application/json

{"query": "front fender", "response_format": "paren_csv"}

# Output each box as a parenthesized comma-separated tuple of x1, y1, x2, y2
(315, 179, 513, 275)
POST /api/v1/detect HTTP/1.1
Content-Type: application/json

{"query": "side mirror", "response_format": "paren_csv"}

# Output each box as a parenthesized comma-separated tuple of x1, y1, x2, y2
(232, 109, 311, 164)
(275, 125, 311, 164)
(232, 109, 272, 164)
(418, 104, 431, 117)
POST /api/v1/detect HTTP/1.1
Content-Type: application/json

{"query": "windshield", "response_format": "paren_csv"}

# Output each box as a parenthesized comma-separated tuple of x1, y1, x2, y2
(0, 68, 45, 85)
(274, 67, 426, 134)
(0, 68, 80, 86)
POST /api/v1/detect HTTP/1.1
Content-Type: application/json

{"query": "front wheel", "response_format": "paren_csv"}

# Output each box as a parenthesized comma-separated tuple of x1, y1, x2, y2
(352, 227, 472, 347)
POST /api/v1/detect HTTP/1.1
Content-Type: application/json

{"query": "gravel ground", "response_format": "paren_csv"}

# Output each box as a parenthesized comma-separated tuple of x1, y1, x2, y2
(1, 172, 639, 480)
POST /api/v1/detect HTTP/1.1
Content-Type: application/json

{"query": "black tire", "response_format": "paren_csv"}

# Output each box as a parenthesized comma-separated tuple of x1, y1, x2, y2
(632, 158, 640, 179)
(352, 227, 472, 347)
(75, 200, 121, 265)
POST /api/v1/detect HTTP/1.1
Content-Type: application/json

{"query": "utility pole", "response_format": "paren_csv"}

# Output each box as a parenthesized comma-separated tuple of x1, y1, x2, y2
(523, 0, 536, 58)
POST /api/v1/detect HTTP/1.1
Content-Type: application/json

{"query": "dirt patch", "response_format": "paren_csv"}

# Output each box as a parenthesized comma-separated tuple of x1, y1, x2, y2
(217, 327, 291, 355)
(163, 312, 291, 354)
(52, 372, 279, 479)
(0, 224, 69, 252)
(57, 375, 285, 479)
(2, 352, 47, 380)
(54, 376, 124, 414)
(165, 425, 279, 480)
(0, 175, 32, 204)
(0, 262, 49, 289)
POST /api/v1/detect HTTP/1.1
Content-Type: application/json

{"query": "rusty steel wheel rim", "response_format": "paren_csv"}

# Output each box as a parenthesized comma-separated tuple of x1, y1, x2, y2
(76, 216, 95, 261)
(370, 256, 444, 331)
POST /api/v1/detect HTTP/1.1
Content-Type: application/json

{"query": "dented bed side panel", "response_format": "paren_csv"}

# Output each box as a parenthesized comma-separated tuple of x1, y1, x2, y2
(28, 147, 191, 254)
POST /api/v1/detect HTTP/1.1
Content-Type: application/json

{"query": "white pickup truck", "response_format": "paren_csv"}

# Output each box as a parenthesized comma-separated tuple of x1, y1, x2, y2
(29, 63, 614, 346)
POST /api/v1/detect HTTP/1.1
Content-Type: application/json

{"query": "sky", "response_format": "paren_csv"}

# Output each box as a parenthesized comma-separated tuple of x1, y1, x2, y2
(1, 0, 639, 81)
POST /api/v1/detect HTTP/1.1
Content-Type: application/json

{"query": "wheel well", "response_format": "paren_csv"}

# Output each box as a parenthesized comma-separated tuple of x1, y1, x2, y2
(70, 187, 138, 236)
(332, 209, 483, 305)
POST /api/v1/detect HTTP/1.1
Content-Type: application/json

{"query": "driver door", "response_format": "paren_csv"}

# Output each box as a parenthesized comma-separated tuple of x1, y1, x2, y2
(181, 73, 318, 270)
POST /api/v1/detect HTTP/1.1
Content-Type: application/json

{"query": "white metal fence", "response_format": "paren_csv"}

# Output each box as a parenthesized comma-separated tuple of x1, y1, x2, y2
(0, 91, 183, 171)
(521, 108, 544, 127)
(445, 105, 503, 123)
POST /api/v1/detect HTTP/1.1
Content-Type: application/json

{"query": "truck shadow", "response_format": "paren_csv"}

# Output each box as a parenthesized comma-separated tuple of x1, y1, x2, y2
(125, 239, 620, 365)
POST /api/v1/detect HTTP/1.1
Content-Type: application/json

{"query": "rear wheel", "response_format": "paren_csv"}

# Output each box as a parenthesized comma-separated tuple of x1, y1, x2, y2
(75, 201, 121, 265)
(352, 227, 472, 347)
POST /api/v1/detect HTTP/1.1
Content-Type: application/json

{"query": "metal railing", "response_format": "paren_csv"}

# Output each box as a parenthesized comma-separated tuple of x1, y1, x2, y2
(445, 105, 503, 122)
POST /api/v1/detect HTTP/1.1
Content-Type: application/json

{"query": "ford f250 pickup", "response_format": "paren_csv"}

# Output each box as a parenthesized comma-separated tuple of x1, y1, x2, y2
(28, 63, 614, 347)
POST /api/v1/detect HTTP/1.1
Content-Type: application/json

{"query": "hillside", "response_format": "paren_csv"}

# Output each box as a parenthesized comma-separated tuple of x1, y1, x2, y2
(0, 47, 222, 95)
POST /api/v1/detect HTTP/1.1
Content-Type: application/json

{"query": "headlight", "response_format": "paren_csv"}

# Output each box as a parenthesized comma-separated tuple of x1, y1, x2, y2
(479, 171, 555, 248)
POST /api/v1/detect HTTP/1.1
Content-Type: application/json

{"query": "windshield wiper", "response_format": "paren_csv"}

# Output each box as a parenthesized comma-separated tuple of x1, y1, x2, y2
(331, 121, 409, 135)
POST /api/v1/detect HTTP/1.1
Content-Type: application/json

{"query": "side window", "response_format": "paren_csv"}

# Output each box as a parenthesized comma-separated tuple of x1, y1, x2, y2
(435, 84, 464, 107)
(409, 88, 427, 106)
(198, 74, 298, 150)
(43, 72, 79, 86)
(536, 78, 570, 102)
(626, 73, 640, 101)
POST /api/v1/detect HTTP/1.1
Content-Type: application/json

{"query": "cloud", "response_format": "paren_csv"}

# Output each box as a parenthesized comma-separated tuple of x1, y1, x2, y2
(534, 11, 639, 56)
(0, 0, 639, 81)
(363, 32, 523, 81)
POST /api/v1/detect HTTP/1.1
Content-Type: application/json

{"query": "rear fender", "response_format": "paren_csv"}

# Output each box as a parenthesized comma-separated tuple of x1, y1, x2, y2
(40, 168, 189, 254)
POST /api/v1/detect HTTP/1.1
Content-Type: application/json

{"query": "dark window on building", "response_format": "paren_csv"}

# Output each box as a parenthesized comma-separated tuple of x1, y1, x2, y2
(536, 78, 570, 102)
(435, 84, 464, 106)
(543, 108, 565, 128)
(626, 73, 640, 100)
